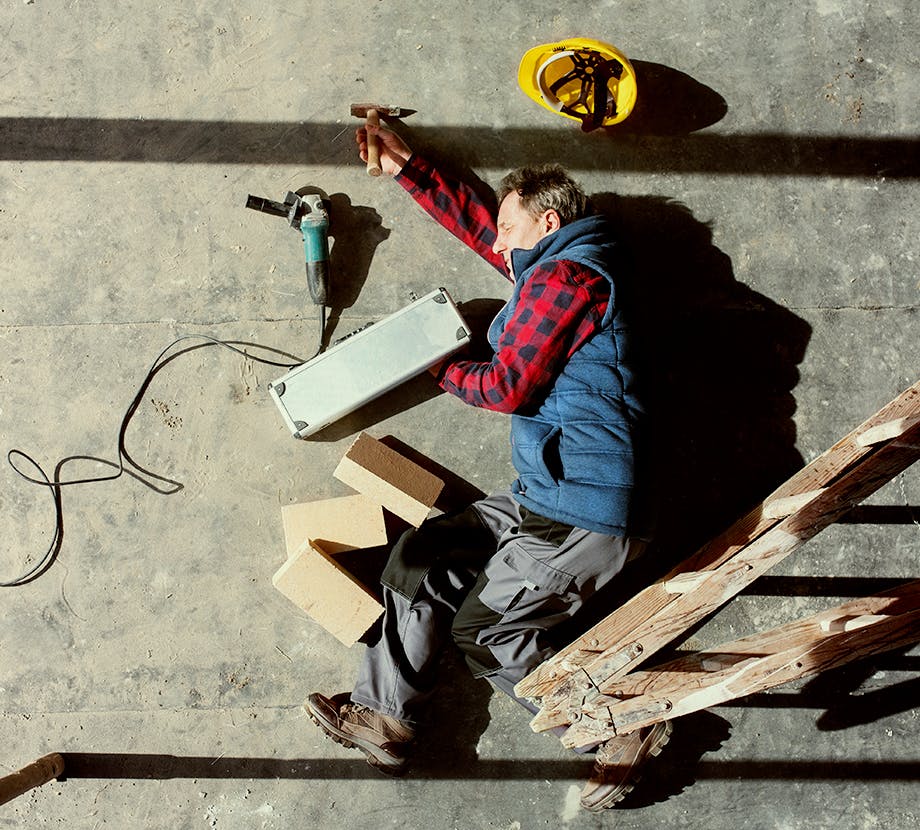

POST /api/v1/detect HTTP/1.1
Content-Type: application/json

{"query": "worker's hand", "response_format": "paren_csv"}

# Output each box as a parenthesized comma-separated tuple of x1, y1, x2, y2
(355, 124, 412, 176)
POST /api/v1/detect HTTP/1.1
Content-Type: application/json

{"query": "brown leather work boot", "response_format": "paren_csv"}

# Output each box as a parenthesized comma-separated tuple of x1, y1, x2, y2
(305, 692, 415, 775)
(580, 720, 673, 811)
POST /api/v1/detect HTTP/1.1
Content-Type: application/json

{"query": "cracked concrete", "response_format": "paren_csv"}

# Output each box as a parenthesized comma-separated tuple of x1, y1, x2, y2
(1, 1, 918, 828)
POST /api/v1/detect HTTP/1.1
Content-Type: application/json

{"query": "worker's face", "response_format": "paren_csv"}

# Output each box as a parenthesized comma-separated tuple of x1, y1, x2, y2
(493, 192, 559, 275)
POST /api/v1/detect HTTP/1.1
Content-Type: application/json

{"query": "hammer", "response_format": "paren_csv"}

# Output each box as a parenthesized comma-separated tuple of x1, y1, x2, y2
(350, 103, 415, 176)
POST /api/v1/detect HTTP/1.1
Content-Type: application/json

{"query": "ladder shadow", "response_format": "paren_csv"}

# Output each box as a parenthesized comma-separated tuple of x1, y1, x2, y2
(806, 645, 920, 730)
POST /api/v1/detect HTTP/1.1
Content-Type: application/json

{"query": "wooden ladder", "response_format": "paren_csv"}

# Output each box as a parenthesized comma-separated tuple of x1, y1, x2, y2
(515, 379, 920, 751)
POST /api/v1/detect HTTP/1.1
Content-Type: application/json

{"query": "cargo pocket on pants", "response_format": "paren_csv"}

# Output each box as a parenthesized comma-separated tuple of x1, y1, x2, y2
(478, 540, 576, 618)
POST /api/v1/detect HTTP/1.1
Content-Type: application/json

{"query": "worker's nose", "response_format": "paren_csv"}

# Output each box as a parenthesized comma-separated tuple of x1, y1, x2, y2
(492, 234, 505, 255)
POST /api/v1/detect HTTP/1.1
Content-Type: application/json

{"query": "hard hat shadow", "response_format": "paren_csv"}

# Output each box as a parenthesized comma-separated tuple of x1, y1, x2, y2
(606, 61, 729, 136)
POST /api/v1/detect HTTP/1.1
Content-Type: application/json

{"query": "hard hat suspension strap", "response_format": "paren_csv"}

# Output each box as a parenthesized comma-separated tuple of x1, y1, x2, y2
(546, 50, 624, 132)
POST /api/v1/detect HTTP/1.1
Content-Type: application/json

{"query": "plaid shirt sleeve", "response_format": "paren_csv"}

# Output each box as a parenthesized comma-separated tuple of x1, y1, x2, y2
(396, 154, 509, 277)
(397, 154, 609, 413)
(439, 260, 609, 412)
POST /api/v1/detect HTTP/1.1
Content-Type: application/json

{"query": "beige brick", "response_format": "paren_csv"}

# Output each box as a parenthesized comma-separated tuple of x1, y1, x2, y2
(272, 540, 384, 647)
(280, 493, 386, 559)
(333, 432, 444, 527)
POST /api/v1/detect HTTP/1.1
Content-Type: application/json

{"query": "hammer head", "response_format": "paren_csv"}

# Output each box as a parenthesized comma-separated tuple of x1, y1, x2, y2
(350, 103, 416, 120)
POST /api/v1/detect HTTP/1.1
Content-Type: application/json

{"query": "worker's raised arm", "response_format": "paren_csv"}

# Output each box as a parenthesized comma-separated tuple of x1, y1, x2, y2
(355, 124, 507, 275)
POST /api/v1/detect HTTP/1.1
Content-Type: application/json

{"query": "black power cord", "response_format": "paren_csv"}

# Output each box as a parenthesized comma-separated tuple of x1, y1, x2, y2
(2, 333, 312, 587)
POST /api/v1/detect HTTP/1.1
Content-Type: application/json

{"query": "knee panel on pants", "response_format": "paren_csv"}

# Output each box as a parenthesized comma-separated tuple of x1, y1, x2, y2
(381, 506, 495, 600)
(451, 590, 503, 677)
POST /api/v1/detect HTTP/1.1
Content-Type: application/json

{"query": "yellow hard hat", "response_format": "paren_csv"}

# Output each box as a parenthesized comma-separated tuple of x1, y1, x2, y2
(518, 38, 638, 131)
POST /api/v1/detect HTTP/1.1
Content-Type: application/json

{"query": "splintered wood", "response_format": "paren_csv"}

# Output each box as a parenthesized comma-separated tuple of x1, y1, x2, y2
(559, 581, 920, 749)
(515, 380, 920, 746)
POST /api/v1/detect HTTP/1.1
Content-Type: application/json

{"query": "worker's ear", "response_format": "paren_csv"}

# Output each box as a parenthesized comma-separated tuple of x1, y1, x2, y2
(541, 209, 562, 235)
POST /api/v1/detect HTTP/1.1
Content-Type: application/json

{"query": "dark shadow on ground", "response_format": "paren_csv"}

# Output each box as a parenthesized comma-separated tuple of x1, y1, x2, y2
(552, 194, 811, 646)
(617, 710, 733, 808)
(604, 193, 811, 565)
(838, 504, 920, 524)
(56, 752, 584, 781)
(323, 193, 392, 348)
(742, 575, 918, 597)
(717, 674, 920, 724)
(805, 645, 920, 730)
(411, 649, 496, 773)
(3, 118, 918, 178)
(610, 60, 728, 136)
(57, 749, 920, 782)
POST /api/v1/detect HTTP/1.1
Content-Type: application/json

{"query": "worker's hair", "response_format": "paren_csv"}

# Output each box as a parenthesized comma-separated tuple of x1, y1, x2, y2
(497, 164, 588, 225)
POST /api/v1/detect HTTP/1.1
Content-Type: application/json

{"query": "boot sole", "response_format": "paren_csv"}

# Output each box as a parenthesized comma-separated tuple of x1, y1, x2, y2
(581, 720, 674, 812)
(304, 702, 408, 777)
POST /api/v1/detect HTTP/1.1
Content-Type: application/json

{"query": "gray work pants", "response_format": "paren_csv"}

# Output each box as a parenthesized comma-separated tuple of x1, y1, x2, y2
(351, 490, 640, 724)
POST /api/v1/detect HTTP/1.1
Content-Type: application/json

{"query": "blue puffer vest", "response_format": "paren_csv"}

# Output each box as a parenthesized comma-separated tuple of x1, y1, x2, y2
(491, 214, 647, 537)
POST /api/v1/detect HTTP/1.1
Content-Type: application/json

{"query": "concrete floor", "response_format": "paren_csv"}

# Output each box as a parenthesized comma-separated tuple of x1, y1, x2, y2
(1, 1, 918, 827)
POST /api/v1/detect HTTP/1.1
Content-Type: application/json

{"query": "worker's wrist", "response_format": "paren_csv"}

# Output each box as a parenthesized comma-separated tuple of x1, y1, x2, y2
(393, 152, 417, 181)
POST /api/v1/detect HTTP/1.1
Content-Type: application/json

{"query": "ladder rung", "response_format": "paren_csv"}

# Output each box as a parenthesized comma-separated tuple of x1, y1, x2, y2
(763, 488, 826, 519)
(856, 414, 920, 447)
(663, 571, 709, 594)
(819, 613, 891, 633)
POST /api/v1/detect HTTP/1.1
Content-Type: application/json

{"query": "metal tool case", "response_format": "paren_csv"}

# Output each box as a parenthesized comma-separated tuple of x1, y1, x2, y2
(268, 288, 471, 438)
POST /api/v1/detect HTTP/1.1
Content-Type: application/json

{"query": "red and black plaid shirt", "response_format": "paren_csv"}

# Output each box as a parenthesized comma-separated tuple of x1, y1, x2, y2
(397, 154, 610, 413)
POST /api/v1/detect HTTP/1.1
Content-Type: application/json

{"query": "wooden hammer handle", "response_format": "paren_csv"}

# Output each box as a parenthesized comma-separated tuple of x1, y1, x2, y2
(365, 109, 382, 177)
(0, 753, 65, 806)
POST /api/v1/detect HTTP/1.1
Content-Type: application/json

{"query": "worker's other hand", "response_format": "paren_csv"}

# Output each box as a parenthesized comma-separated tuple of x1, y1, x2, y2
(356, 124, 412, 176)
